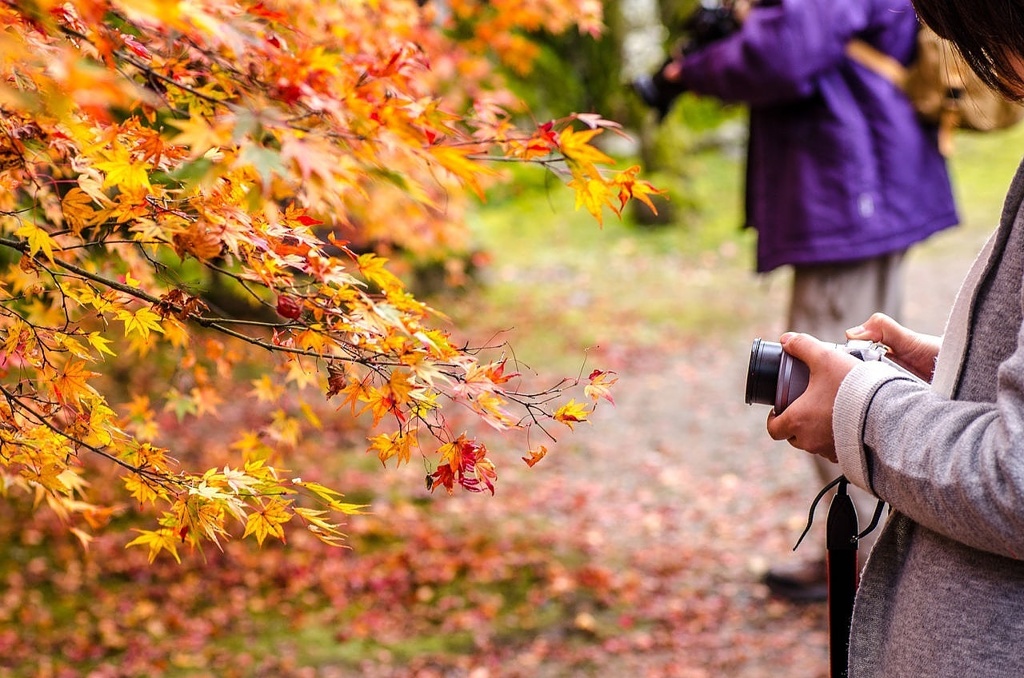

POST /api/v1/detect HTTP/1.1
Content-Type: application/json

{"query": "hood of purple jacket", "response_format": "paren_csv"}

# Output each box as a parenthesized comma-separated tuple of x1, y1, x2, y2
(680, 0, 958, 272)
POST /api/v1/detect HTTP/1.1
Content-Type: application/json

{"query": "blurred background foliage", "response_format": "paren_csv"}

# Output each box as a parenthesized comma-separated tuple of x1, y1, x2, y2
(499, 0, 745, 227)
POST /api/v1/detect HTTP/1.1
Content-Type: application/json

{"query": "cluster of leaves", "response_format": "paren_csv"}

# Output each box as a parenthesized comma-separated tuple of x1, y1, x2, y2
(0, 0, 655, 557)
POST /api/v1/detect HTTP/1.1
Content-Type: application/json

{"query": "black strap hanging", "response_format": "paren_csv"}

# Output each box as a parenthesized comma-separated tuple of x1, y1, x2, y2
(825, 478, 859, 678)
(790, 476, 885, 678)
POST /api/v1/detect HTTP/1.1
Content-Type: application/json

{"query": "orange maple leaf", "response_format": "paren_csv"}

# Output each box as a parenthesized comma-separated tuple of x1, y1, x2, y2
(60, 187, 96, 235)
(522, 445, 548, 467)
(52, 360, 99, 409)
(613, 165, 664, 215)
(364, 386, 400, 426)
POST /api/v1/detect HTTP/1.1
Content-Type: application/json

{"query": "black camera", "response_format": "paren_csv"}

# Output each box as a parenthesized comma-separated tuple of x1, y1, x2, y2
(631, 0, 741, 119)
(745, 338, 890, 413)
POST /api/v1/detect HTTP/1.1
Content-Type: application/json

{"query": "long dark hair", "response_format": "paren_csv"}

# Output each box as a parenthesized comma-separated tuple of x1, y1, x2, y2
(912, 0, 1024, 99)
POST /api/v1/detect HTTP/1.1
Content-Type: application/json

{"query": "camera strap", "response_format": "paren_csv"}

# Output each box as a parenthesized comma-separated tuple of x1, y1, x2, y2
(791, 476, 887, 678)
(826, 479, 858, 678)
(791, 475, 887, 552)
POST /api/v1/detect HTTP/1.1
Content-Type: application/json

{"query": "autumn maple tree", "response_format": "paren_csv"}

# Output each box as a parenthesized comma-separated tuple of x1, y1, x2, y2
(0, 0, 653, 559)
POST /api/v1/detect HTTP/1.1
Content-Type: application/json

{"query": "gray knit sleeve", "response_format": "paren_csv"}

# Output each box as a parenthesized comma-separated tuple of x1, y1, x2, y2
(835, 356, 1024, 559)
(834, 361, 919, 493)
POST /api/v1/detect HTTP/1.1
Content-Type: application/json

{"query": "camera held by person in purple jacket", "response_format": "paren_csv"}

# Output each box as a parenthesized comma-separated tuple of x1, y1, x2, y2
(631, 0, 740, 119)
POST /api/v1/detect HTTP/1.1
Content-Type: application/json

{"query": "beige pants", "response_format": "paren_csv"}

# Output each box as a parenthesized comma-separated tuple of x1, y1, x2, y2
(787, 250, 905, 556)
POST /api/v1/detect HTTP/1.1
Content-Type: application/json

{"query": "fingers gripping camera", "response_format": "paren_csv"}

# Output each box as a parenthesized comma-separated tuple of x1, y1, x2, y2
(744, 338, 890, 413)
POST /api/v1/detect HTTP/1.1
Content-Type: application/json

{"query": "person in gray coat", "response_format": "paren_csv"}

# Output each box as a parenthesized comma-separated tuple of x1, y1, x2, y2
(765, 1, 1024, 674)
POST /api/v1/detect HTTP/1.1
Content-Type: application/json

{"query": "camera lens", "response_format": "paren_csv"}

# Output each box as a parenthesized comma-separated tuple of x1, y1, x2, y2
(746, 338, 782, 406)
(745, 338, 810, 412)
(631, 75, 661, 109)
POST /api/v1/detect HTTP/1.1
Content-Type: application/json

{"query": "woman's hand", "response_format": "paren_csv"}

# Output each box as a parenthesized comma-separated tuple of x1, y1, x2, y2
(765, 333, 860, 462)
(846, 313, 941, 382)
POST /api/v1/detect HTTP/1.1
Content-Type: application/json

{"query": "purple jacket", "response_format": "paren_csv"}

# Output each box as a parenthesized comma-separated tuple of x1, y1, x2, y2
(679, 0, 958, 273)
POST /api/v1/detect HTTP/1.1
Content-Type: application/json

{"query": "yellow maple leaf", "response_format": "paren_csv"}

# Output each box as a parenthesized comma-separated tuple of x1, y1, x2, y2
(293, 507, 347, 547)
(14, 223, 57, 262)
(470, 391, 519, 430)
(429, 146, 495, 198)
(84, 401, 117, 448)
(242, 498, 293, 546)
(175, 492, 230, 546)
(94, 147, 152, 192)
(568, 177, 611, 225)
(250, 374, 284, 404)
(295, 328, 330, 354)
(86, 332, 116, 357)
(53, 333, 91, 360)
(357, 253, 405, 294)
(116, 307, 166, 341)
(284, 358, 318, 390)
(166, 116, 227, 159)
(558, 126, 613, 179)
(553, 399, 591, 430)
(368, 431, 414, 467)
(437, 439, 463, 471)
(292, 479, 368, 514)
(125, 528, 181, 563)
(124, 474, 160, 506)
(22, 461, 69, 494)
(231, 431, 271, 459)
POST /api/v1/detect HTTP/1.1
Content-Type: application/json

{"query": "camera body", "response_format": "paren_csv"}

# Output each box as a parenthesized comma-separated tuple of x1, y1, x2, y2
(631, 0, 741, 119)
(745, 338, 889, 413)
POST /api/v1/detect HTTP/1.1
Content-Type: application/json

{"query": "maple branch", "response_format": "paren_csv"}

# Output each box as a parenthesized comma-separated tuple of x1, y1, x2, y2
(0, 238, 307, 351)
(0, 304, 63, 373)
(50, 16, 224, 112)
(0, 384, 174, 488)
(0, 0, 635, 536)
(0, 239, 421, 381)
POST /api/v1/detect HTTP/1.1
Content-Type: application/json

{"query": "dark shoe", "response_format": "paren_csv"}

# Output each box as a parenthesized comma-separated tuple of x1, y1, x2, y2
(764, 558, 828, 603)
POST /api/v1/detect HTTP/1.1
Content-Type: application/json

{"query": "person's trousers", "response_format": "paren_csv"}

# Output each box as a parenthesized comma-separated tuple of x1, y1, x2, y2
(787, 250, 906, 558)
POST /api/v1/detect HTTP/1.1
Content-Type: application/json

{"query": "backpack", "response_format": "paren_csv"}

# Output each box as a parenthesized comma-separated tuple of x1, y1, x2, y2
(847, 25, 1024, 154)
